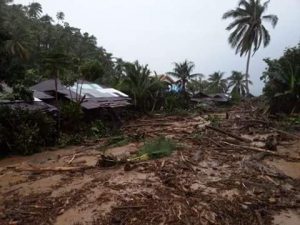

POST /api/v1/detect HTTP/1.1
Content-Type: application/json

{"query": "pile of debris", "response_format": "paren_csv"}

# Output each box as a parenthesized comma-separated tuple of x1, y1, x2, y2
(0, 102, 300, 225)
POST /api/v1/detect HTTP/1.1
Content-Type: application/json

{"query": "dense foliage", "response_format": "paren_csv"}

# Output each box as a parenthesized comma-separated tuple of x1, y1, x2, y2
(0, 0, 118, 87)
(261, 43, 300, 113)
(0, 106, 57, 155)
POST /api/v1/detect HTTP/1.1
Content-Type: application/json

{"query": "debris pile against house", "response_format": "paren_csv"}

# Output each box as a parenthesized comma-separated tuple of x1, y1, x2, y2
(191, 92, 231, 104)
(0, 99, 58, 113)
(1, 102, 300, 225)
(0, 82, 58, 113)
(31, 79, 131, 110)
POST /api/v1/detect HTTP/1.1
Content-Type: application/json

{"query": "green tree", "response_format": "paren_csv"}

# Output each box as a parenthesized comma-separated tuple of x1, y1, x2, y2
(80, 59, 104, 82)
(121, 61, 163, 111)
(26, 2, 42, 19)
(167, 60, 201, 92)
(261, 43, 300, 113)
(42, 50, 71, 104)
(223, 0, 278, 95)
(228, 71, 251, 97)
(56, 11, 65, 22)
(208, 72, 228, 93)
(187, 76, 209, 95)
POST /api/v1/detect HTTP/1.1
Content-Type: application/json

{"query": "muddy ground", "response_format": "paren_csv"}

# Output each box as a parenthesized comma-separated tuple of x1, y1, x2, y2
(0, 104, 300, 225)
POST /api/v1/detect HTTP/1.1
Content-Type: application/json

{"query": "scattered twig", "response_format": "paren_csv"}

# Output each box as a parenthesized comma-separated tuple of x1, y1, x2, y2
(255, 210, 264, 225)
(272, 128, 300, 139)
(220, 141, 300, 160)
(206, 125, 252, 143)
(113, 205, 147, 210)
(67, 154, 77, 164)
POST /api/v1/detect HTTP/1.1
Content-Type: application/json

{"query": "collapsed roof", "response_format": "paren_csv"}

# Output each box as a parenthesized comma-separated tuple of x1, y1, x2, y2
(31, 79, 131, 109)
(191, 92, 230, 103)
(0, 99, 58, 113)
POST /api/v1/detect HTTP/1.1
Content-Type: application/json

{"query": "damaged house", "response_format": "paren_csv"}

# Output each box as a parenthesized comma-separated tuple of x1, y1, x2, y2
(31, 79, 131, 125)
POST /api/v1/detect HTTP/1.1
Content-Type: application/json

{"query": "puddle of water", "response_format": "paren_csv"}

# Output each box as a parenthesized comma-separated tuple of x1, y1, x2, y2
(273, 210, 300, 225)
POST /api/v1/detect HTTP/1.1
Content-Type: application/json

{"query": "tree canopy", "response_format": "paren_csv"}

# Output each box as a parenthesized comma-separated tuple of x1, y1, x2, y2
(0, 0, 120, 87)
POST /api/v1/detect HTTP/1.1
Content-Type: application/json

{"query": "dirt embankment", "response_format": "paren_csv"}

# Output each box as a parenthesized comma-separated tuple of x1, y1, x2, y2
(0, 105, 300, 225)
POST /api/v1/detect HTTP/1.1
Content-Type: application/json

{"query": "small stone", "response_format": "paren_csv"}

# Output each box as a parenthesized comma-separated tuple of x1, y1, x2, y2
(58, 208, 65, 215)
(241, 204, 248, 210)
(269, 197, 276, 204)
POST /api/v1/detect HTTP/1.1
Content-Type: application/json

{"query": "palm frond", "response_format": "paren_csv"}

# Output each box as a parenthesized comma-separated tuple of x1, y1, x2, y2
(262, 14, 278, 27)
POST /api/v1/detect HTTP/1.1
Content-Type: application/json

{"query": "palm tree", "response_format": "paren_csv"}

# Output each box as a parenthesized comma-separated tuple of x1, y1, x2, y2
(5, 23, 30, 61)
(223, 0, 278, 95)
(27, 2, 42, 19)
(187, 76, 208, 95)
(167, 60, 202, 92)
(228, 71, 252, 97)
(121, 61, 163, 111)
(208, 72, 228, 93)
(56, 11, 65, 24)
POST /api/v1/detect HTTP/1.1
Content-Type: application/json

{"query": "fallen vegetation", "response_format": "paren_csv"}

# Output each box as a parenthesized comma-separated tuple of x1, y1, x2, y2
(0, 102, 299, 225)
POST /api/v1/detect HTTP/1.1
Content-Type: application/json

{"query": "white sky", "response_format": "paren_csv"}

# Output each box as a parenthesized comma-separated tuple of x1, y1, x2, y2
(14, 0, 300, 95)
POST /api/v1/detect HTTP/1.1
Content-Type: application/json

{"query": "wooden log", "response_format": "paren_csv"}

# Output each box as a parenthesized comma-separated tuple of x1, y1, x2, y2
(220, 141, 300, 160)
(272, 128, 300, 139)
(13, 166, 94, 172)
(206, 125, 252, 143)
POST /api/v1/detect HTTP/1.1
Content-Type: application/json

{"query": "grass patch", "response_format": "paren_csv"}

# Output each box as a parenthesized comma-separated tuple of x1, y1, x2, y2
(137, 137, 176, 159)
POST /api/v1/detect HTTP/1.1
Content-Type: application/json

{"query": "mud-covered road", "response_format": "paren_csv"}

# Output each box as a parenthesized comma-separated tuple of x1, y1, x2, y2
(1, 105, 300, 225)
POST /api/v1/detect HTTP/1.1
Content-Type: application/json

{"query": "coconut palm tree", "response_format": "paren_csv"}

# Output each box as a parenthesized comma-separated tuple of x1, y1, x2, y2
(223, 0, 278, 95)
(27, 2, 42, 19)
(56, 11, 65, 24)
(228, 71, 252, 97)
(208, 72, 228, 93)
(167, 60, 202, 92)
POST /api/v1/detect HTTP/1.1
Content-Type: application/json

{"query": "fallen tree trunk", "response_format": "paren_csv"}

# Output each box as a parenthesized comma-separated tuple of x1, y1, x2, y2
(12, 166, 94, 172)
(206, 125, 252, 143)
(220, 141, 300, 160)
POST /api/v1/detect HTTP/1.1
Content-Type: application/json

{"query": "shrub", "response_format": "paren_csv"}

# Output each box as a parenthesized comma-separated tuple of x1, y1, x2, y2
(0, 107, 57, 155)
(60, 101, 84, 132)
(90, 120, 107, 138)
(138, 137, 176, 159)
(164, 92, 189, 112)
(261, 43, 300, 114)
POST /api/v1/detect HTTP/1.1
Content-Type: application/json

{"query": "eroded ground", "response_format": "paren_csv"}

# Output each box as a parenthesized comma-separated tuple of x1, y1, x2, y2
(1, 105, 300, 225)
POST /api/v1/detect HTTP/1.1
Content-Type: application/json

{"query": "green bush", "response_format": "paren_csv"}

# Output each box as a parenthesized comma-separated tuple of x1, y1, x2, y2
(60, 101, 84, 132)
(164, 92, 189, 112)
(138, 137, 176, 159)
(0, 107, 57, 155)
(90, 120, 107, 138)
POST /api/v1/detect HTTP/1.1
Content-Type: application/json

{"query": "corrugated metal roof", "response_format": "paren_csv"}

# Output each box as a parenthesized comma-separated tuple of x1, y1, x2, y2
(31, 79, 64, 92)
(31, 79, 131, 109)
(33, 90, 54, 100)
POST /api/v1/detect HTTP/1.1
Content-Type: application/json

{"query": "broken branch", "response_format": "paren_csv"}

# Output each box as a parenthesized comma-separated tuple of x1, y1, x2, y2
(206, 125, 252, 143)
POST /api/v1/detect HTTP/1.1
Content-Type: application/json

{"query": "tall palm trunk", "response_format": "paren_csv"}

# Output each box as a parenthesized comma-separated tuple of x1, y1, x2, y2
(182, 80, 186, 93)
(245, 46, 252, 96)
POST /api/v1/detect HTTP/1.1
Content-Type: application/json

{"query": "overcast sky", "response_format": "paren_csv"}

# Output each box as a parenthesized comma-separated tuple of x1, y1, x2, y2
(14, 0, 300, 95)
